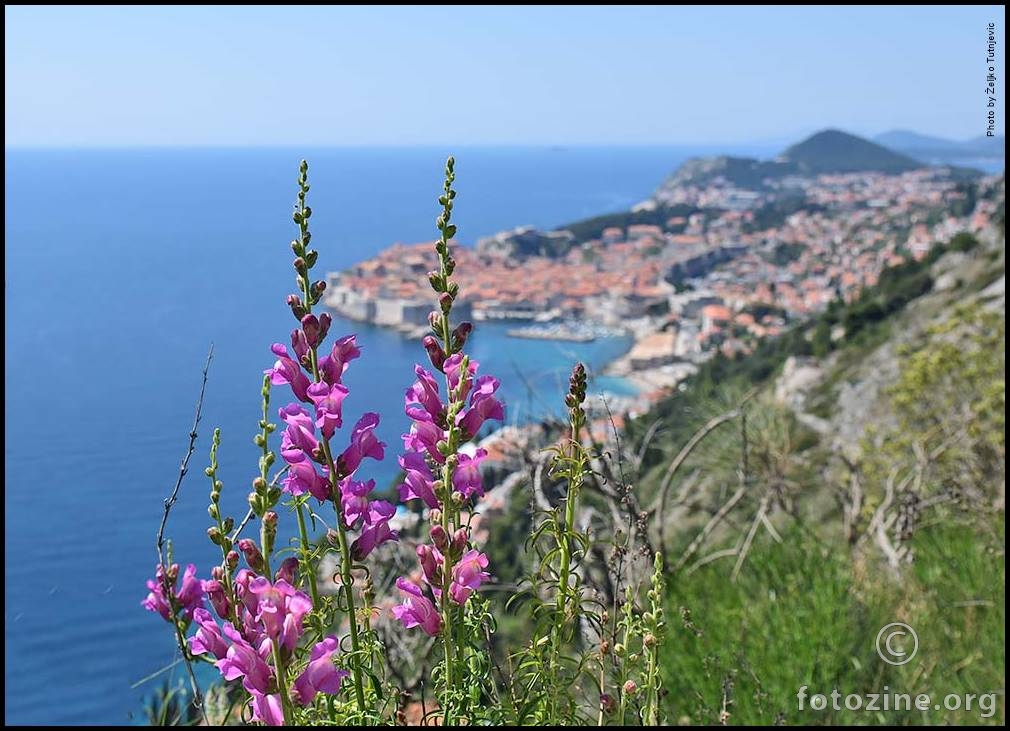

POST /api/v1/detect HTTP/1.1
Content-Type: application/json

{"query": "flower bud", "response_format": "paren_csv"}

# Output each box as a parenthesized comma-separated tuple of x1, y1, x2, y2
(451, 321, 473, 351)
(614, 643, 626, 657)
(417, 545, 442, 584)
(301, 314, 321, 347)
(237, 539, 264, 573)
(423, 335, 446, 372)
(600, 693, 616, 715)
(439, 292, 453, 313)
(430, 525, 450, 553)
(287, 294, 307, 319)
(204, 579, 231, 619)
(600, 639, 611, 655)
(429, 508, 443, 524)
(644, 632, 658, 648)
(623, 680, 638, 697)
(293, 257, 307, 274)
(226, 551, 240, 571)
(275, 557, 299, 584)
(428, 311, 442, 331)
(318, 312, 332, 342)
(252, 476, 268, 492)
(428, 270, 444, 292)
(451, 528, 469, 556)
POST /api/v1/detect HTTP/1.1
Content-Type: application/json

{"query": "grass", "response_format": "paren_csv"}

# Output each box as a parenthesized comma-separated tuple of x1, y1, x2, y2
(659, 517, 1005, 725)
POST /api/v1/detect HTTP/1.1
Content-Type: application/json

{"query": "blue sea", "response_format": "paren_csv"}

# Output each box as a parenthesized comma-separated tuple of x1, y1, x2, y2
(3, 144, 770, 724)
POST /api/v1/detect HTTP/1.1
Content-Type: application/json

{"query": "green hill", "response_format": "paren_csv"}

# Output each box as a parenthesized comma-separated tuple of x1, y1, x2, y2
(781, 128, 921, 174)
(657, 129, 925, 193)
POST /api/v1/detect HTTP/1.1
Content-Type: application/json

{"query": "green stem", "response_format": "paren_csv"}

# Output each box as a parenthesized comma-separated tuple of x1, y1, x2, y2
(644, 645, 659, 726)
(295, 499, 320, 608)
(290, 166, 368, 717)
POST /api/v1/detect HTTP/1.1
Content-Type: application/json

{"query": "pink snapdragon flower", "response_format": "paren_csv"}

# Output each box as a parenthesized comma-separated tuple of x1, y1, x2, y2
(215, 622, 274, 694)
(402, 419, 446, 464)
(351, 500, 398, 560)
(319, 335, 361, 385)
(398, 451, 439, 508)
(391, 578, 441, 636)
(279, 404, 319, 464)
(283, 460, 330, 501)
(265, 344, 311, 403)
(248, 577, 313, 651)
(307, 381, 350, 439)
(444, 353, 478, 402)
(202, 579, 231, 620)
(250, 693, 285, 727)
(339, 478, 376, 528)
(188, 607, 229, 659)
(449, 549, 491, 605)
(405, 365, 445, 424)
(452, 448, 488, 500)
(292, 636, 350, 705)
(339, 412, 385, 475)
(142, 563, 204, 623)
(457, 375, 505, 437)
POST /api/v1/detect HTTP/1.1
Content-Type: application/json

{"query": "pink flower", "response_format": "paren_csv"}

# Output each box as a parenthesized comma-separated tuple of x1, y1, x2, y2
(292, 636, 349, 705)
(307, 381, 350, 439)
(449, 549, 490, 605)
(265, 344, 311, 403)
(279, 404, 318, 464)
(391, 578, 441, 636)
(282, 460, 330, 502)
(402, 420, 445, 464)
(274, 557, 299, 585)
(216, 622, 273, 694)
(248, 578, 313, 651)
(398, 452, 438, 508)
(202, 579, 231, 620)
(416, 544, 444, 587)
(142, 563, 204, 623)
(319, 335, 361, 385)
(351, 501, 398, 560)
(405, 365, 445, 424)
(189, 608, 229, 659)
(339, 412, 385, 476)
(250, 693, 285, 727)
(457, 375, 505, 437)
(452, 448, 487, 500)
(444, 353, 478, 402)
(339, 478, 375, 528)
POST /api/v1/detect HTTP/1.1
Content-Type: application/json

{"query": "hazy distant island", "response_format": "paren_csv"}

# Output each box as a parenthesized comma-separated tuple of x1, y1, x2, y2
(325, 128, 1002, 396)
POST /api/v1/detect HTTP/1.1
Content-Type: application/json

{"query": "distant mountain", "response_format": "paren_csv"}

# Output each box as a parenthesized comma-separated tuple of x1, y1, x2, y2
(781, 129, 921, 175)
(874, 129, 1005, 164)
(658, 129, 924, 193)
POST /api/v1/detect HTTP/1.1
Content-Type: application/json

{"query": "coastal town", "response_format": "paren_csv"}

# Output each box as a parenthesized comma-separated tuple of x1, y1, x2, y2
(326, 150, 1002, 409)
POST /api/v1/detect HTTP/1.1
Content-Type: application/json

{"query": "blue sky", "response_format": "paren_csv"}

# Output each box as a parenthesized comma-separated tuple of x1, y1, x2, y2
(4, 5, 1005, 147)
